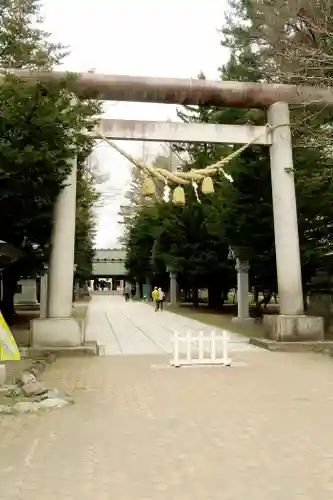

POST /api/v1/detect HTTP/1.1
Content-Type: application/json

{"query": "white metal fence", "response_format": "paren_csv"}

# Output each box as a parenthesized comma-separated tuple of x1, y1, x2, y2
(171, 330, 231, 367)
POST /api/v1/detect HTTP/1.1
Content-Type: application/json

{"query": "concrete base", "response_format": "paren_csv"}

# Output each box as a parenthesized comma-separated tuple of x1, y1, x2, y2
(250, 337, 333, 353)
(16, 304, 40, 311)
(20, 342, 99, 358)
(263, 314, 324, 342)
(232, 317, 255, 325)
(30, 317, 83, 348)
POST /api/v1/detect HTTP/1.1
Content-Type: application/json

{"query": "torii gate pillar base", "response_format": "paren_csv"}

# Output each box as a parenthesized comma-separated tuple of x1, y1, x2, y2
(30, 318, 83, 348)
(263, 314, 324, 342)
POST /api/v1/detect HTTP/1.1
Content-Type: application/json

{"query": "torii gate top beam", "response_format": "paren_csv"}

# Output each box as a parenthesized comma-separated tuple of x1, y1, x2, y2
(4, 70, 333, 110)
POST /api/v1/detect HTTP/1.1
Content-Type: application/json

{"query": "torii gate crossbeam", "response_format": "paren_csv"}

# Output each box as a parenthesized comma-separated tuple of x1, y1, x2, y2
(96, 120, 272, 145)
(5, 70, 333, 109)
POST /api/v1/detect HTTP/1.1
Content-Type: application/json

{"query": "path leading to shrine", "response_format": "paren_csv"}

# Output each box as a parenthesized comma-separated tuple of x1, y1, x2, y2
(2, 295, 333, 499)
(85, 294, 256, 356)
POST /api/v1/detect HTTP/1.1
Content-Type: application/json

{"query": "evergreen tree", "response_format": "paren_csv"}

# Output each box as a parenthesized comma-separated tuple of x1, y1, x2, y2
(125, 0, 333, 306)
(0, 0, 66, 69)
(75, 159, 99, 285)
(221, 0, 333, 283)
(0, 0, 101, 316)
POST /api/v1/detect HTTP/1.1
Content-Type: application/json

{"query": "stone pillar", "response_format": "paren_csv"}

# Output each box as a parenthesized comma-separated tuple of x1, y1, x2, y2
(268, 102, 303, 316)
(230, 248, 254, 324)
(234, 259, 252, 322)
(48, 156, 77, 318)
(169, 271, 177, 305)
(265, 102, 324, 341)
(31, 156, 82, 347)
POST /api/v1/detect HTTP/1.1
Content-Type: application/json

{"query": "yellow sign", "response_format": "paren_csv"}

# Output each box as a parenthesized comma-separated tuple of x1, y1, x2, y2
(0, 311, 20, 360)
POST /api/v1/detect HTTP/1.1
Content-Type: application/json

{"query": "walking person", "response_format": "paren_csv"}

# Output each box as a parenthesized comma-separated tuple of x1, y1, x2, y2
(158, 287, 165, 310)
(152, 286, 159, 311)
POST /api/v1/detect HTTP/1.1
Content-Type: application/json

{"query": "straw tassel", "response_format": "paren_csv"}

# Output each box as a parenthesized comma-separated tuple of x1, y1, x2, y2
(141, 176, 155, 197)
(201, 176, 215, 194)
(172, 186, 185, 205)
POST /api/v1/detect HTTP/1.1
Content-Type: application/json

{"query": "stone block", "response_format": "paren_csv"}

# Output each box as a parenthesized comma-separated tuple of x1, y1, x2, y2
(263, 314, 324, 342)
(249, 337, 333, 352)
(17, 371, 35, 386)
(14, 278, 38, 305)
(22, 380, 47, 397)
(30, 317, 83, 347)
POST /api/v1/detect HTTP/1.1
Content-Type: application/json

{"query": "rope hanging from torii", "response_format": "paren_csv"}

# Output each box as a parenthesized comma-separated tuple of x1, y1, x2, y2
(95, 125, 272, 205)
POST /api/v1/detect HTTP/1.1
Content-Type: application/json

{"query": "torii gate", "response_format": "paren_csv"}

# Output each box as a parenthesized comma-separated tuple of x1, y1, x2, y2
(10, 71, 328, 347)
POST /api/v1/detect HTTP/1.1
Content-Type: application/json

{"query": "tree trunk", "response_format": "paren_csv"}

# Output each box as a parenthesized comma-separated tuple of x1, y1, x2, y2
(221, 287, 230, 308)
(184, 287, 190, 302)
(208, 283, 222, 309)
(192, 286, 199, 308)
(253, 286, 260, 307)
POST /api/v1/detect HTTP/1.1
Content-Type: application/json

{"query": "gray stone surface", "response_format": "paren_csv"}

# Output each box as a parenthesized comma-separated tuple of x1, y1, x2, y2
(0, 356, 70, 415)
(21, 380, 47, 397)
(250, 337, 333, 353)
(31, 317, 83, 347)
(17, 371, 36, 386)
(0, 386, 72, 414)
(1, 352, 333, 498)
(85, 295, 257, 356)
(2, 296, 333, 498)
(263, 313, 324, 341)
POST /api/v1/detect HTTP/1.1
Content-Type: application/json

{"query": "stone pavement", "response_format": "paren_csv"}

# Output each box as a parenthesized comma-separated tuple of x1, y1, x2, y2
(1, 295, 333, 499)
(85, 294, 256, 356)
(2, 352, 333, 498)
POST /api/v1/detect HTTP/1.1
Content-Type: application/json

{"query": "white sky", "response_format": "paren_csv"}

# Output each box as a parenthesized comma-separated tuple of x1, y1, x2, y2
(42, 0, 229, 248)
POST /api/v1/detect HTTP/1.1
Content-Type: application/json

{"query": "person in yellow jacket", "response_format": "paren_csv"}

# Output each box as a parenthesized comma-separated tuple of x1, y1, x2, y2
(151, 287, 159, 311)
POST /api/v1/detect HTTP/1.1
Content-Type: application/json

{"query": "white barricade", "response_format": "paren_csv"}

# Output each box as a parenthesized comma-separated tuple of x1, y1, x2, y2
(171, 330, 231, 367)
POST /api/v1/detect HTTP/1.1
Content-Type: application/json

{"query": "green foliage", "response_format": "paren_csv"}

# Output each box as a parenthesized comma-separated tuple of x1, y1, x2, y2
(0, 0, 67, 69)
(75, 162, 99, 284)
(124, 0, 333, 303)
(0, 75, 99, 252)
(124, 182, 234, 298)
(220, 0, 333, 282)
(0, 0, 100, 316)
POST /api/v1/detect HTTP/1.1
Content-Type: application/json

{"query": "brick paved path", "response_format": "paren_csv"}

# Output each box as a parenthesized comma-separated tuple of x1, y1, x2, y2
(2, 296, 333, 499)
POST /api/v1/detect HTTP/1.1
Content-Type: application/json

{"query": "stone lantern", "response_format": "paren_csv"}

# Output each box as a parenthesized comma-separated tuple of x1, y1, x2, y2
(166, 265, 178, 305)
(230, 246, 254, 324)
